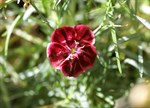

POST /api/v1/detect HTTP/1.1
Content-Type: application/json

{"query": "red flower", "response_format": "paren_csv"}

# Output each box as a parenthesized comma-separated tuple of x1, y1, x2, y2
(47, 25, 97, 77)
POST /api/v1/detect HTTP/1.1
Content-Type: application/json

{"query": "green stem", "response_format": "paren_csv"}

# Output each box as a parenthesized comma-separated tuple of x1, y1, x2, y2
(30, 1, 54, 31)
(108, 0, 122, 74)
(94, 0, 113, 36)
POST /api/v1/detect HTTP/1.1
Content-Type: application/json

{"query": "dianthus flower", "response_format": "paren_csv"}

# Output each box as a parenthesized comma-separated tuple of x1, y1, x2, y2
(47, 25, 97, 77)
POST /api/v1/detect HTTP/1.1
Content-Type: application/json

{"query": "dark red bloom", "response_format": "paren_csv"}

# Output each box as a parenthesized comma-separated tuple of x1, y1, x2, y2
(47, 25, 97, 77)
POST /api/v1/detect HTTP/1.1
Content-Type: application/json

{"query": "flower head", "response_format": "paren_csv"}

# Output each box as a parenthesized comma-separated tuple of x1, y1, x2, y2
(47, 25, 97, 77)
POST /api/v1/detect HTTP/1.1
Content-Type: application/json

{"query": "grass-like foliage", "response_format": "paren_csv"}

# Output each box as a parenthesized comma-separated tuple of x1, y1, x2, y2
(0, 0, 150, 108)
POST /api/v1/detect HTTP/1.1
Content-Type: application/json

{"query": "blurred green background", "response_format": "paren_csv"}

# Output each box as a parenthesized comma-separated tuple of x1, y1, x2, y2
(0, 0, 150, 108)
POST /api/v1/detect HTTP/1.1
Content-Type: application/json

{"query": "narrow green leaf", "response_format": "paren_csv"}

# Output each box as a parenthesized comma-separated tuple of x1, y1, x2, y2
(111, 26, 122, 74)
(109, 35, 138, 52)
(124, 58, 139, 69)
(17, 0, 20, 4)
(14, 29, 43, 44)
(135, 15, 150, 30)
(138, 44, 144, 77)
(4, 14, 23, 56)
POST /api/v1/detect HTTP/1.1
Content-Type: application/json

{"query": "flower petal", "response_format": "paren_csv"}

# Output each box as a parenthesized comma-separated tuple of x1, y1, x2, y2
(74, 25, 95, 45)
(47, 42, 69, 69)
(51, 26, 76, 48)
(78, 45, 97, 70)
(51, 28, 66, 45)
(60, 57, 84, 77)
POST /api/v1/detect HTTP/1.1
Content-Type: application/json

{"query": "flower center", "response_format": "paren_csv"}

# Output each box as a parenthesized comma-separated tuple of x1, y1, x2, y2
(71, 48, 76, 54)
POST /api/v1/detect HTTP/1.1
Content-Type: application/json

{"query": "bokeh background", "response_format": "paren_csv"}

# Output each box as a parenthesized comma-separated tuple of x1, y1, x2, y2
(0, 0, 150, 108)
